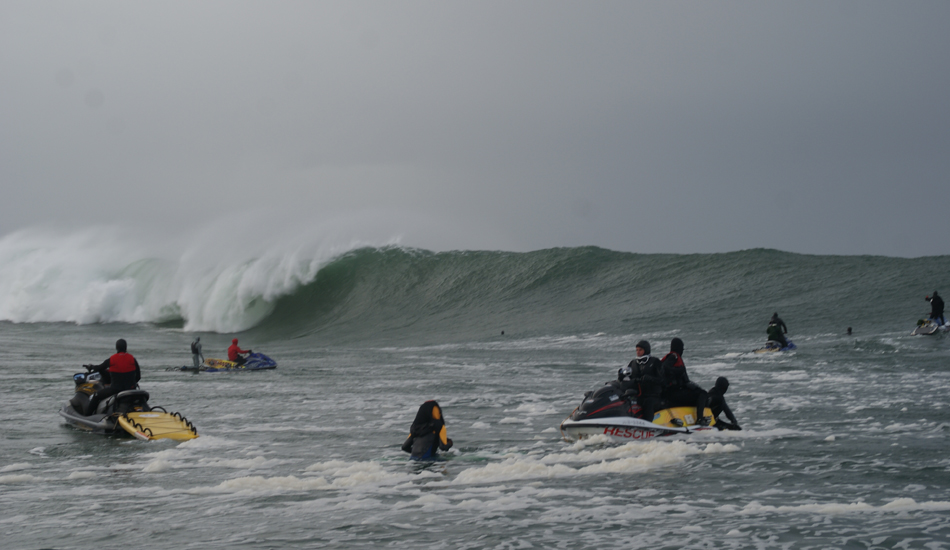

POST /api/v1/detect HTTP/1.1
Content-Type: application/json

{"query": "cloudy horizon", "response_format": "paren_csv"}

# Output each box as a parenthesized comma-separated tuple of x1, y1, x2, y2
(2, 1, 948, 257)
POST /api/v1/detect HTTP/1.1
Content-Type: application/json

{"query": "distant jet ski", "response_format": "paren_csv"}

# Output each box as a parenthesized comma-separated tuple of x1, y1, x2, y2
(59, 370, 198, 441)
(913, 319, 949, 336)
(559, 385, 718, 443)
(753, 339, 796, 353)
(175, 352, 277, 372)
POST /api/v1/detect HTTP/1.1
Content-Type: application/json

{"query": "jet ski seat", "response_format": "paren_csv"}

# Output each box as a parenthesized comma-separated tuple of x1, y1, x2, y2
(115, 390, 150, 414)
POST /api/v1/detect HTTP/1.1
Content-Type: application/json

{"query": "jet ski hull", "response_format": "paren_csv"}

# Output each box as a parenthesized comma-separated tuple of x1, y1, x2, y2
(913, 321, 949, 335)
(59, 405, 120, 435)
(176, 352, 278, 372)
(754, 339, 796, 353)
(560, 416, 690, 442)
(560, 405, 716, 443)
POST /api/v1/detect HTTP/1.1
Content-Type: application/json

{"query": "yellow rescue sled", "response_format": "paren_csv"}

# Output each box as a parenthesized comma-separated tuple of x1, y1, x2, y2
(117, 410, 199, 441)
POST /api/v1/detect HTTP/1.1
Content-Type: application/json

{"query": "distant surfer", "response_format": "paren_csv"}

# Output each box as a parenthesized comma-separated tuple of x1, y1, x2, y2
(767, 312, 789, 349)
(660, 338, 710, 426)
(86, 339, 141, 414)
(707, 377, 740, 430)
(190, 337, 204, 369)
(227, 338, 252, 366)
(619, 340, 664, 423)
(401, 400, 453, 460)
(926, 292, 946, 325)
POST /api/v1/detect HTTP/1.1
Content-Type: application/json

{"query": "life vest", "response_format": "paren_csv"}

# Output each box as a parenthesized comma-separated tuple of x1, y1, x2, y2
(660, 352, 688, 389)
(109, 352, 137, 374)
(191, 342, 198, 354)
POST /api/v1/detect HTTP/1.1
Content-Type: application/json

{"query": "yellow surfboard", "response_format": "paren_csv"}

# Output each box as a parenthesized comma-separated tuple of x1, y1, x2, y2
(118, 411, 199, 441)
(652, 406, 716, 428)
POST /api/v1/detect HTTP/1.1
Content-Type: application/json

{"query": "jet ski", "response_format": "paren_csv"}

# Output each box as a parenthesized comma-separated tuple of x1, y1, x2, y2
(59, 369, 198, 441)
(175, 352, 277, 372)
(753, 339, 796, 353)
(913, 319, 949, 336)
(559, 385, 716, 443)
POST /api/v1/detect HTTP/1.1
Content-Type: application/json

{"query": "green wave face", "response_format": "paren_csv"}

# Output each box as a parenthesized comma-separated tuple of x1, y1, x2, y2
(251, 247, 950, 345)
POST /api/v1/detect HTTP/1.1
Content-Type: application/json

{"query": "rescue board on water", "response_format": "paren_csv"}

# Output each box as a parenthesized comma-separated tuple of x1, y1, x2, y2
(117, 411, 199, 441)
(652, 406, 716, 428)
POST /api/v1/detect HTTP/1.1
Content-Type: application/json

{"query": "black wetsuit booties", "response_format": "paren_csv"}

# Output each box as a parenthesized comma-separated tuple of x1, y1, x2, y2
(624, 340, 664, 423)
(87, 339, 142, 414)
(401, 400, 453, 460)
(707, 377, 740, 430)
(929, 292, 946, 324)
(660, 338, 709, 425)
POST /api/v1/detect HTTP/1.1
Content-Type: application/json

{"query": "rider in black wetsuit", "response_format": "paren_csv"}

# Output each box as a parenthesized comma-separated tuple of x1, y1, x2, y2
(660, 338, 709, 426)
(707, 377, 740, 430)
(927, 292, 946, 325)
(620, 340, 664, 423)
(768, 312, 789, 348)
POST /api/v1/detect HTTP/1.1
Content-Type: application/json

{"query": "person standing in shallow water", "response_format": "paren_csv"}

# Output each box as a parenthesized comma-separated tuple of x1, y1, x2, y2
(401, 400, 453, 460)
(191, 337, 204, 369)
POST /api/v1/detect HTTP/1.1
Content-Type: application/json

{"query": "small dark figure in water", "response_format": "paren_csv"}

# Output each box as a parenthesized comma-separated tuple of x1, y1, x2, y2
(707, 377, 741, 431)
(847, 327, 852, 335)
(660, 338, 709, 426)
(401, 400, 453, 460)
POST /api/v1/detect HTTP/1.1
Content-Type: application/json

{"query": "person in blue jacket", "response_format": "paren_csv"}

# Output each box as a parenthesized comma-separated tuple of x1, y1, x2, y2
(401, 400, 453, 460)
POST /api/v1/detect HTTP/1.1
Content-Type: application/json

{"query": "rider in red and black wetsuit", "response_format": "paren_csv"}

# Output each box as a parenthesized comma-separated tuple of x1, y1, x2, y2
(660, 337, 710, 426)
(87, 338, 141, 414)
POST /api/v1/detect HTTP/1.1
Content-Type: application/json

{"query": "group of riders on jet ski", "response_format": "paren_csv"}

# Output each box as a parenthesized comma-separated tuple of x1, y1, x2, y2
(609, 337, 740, 430)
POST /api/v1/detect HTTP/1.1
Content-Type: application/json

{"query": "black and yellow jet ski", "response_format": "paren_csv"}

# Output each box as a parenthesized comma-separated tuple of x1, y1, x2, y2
(59, 369, 198, 441)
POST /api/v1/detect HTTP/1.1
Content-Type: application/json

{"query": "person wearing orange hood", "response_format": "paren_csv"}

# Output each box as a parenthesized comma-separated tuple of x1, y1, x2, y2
(401, 400, 453, 460)
(227, 338, 252, 366)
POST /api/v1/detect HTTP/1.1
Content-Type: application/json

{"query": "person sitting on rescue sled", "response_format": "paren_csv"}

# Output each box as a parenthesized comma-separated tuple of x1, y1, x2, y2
(401, 400, 453, 461)
(660, 337, 710, 426)
(617, 340, 664, 423)
(227, 338, 252, 366)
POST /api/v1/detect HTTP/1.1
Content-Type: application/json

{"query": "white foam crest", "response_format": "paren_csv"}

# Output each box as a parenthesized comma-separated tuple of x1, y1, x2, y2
(727, 497, 950, 516)
(451, 440, 727, 485)
(0, 474, 38, 483)
(0, 463, 33, 473)
(198, 475, 333, 493)
(0, 225, 387, 332)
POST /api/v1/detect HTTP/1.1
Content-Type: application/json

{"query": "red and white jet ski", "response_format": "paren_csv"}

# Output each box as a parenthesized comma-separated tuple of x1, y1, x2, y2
(559, 385, 716, 443)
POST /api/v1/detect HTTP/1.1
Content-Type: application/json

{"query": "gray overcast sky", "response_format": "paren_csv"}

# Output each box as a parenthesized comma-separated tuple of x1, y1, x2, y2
(2, 1, 948, 257)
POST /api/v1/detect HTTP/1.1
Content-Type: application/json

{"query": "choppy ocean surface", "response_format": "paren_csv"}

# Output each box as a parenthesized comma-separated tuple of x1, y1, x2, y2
(2, 236, 949, 549)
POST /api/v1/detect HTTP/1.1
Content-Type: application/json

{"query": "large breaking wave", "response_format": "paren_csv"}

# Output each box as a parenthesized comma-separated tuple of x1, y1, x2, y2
(1, 226, 948, 340)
